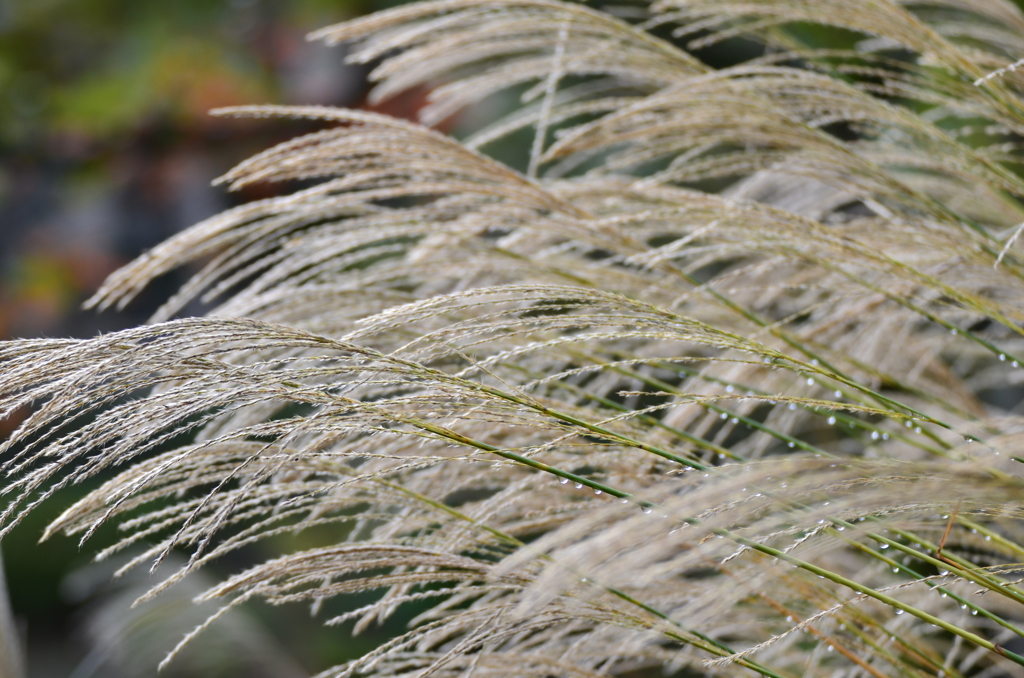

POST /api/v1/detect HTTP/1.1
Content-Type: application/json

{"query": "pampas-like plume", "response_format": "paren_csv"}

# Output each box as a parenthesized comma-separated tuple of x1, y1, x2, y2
(7, 0, 1024, 676)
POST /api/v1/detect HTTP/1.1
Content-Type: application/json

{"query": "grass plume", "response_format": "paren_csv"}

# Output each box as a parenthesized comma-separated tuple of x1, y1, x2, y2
(6, 0, 1024, 676)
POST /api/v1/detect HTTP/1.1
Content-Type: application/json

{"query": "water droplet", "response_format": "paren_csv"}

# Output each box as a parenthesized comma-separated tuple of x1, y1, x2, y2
(781, 482, 787, 488)
(725, 385, 734, 393)
(580, 577, 587, 582)
(837, 526, 845, 531)
(881, 544, 890, 549)
(741, 487, 747, 492)
(786, 616, 794, 622)
(961, 604, 968, 610)
(559, 478, 569, 485)
(882, 433, 889, 440)
(985, 535, 991, 541)
(828, 416, 836, 425)
(941, 570, 949, 576)
(807, 377, 815, 386)
(1015, 361, 1020, 368)
(895, 608, 904, 615)
(914, 426, 922, 433)
(905, 420, 913, 428)
(642, 506, 653, 514)
(731, 417, 739, 424)
(788, 442, 795, 448)
(812, 359, 820, 366)
(788, 403, 797, 410)
(893, 567, 900, 573)
(1000, 354, 1006, 361)
(972, 609, 978, 615)
(720, 412, 728, 420)
(594, 489, 602, 495)
(718, 453, 726, 459)
(951, 328, 958, 335)
(871, 431, 879, 440)
(764, 357, 771, 364)
(941, 592, 947, 598)
(573, 482, 583, 489)
(834, 391, 842, 398)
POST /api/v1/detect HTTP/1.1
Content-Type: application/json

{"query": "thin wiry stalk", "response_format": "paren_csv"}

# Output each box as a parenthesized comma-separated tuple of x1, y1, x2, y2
(7, 1, 1024, 677)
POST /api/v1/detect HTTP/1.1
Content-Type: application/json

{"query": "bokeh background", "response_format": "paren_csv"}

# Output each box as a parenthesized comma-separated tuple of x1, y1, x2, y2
(0, 1, 447, 675)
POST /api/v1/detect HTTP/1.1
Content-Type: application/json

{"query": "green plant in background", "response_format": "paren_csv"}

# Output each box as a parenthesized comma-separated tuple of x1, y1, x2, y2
(0, 0, 359, 144)
(6, 0, 1024, 676)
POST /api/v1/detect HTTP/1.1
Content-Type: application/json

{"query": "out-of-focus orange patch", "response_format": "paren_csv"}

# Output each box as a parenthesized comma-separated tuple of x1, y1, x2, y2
(367, 86, 460, 134)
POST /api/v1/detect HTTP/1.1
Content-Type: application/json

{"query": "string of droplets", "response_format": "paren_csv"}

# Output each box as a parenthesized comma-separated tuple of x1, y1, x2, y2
(975, 58, 1024, 86)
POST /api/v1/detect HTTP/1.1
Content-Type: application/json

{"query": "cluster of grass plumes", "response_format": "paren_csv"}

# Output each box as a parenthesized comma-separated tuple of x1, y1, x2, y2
(8, 0, 1024, 676)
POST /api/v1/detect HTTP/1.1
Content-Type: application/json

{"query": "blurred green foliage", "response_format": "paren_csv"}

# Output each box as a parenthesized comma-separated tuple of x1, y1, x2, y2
(0, 0, 379, 146)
